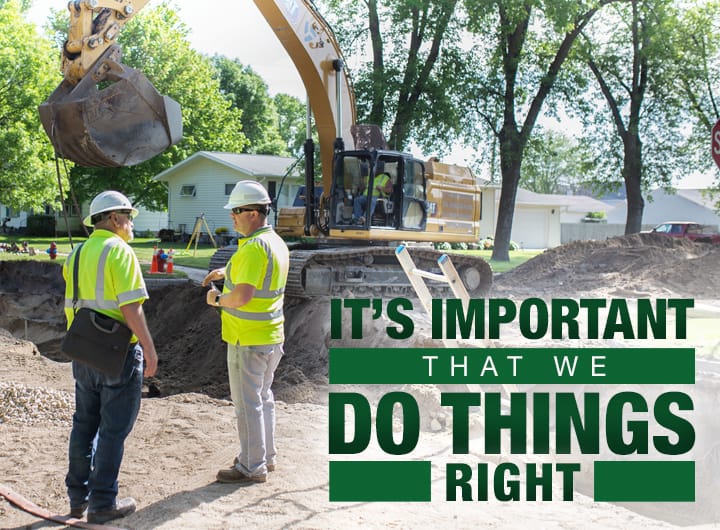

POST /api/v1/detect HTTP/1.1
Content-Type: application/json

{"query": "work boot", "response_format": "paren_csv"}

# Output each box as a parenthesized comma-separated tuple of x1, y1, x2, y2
(233, 456, 275, 472)
(87, 497, 136, 524)
(216, 467, 267, 483)
(69, 502, 87, 518)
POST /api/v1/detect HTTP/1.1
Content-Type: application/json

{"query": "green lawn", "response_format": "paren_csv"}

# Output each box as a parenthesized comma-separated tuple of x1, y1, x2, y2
(1, 235, 540, 273)
(0, 235, 219, 270)
(451, 249, 541, 273)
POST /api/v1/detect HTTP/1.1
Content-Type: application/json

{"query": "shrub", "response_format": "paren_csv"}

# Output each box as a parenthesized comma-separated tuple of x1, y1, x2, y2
(509, 240, 520, 251)
(434, 242, 451, 250)
(215, 227, 229, 235)
(451, 242, 468, 250)
(480, 236, 494, 250)
(26, 215, 55, 236)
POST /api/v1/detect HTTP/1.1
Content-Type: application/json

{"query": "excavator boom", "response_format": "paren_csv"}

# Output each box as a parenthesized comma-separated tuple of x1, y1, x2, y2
(252, 0, 356, 187)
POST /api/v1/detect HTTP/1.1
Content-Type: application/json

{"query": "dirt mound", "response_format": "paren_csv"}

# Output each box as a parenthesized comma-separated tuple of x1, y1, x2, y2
(493, 233, 720, 298)
(142, 285, 338, 403)
(0, 263, 332, 404)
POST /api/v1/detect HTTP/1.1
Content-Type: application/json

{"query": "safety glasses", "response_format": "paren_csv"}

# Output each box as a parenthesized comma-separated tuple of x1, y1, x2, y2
(231, 207, 258, 215)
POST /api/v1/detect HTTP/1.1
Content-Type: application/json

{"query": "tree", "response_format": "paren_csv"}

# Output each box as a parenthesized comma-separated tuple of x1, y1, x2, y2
(664, 1, 720, 187)
(211, 56, 287, 156)
(521, 129, 592, 194)
(463, 0, 617, 260)
(577, 0, 686, 233)
(0, 0, 31, 11)
(274, 93, 307, 157)
(0, 1, 62, 212)
(43, 3, 248, 210)
(324, 0, 468, 152)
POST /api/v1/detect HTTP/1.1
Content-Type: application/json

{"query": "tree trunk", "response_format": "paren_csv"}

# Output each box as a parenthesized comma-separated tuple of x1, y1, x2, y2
(492, 165, 522, 261)
(491, 128, 523, 261)
(623, 133, 644, 233)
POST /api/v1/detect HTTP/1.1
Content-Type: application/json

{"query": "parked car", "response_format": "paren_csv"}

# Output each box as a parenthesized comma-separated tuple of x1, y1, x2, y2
(650, 221, 720, 244)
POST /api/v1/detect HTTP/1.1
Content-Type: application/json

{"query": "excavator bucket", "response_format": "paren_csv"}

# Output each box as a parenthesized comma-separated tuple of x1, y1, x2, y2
(39, 46, 182, 167)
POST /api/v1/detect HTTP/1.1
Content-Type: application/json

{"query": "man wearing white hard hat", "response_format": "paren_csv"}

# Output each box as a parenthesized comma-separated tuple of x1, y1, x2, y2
(203, 180, 289, 484)
(63, 190, 158, 523)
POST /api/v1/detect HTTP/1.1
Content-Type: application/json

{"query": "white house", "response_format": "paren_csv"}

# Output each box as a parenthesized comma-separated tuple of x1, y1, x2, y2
(0, 203, 29, 232)
(152, 151, 302, 237)
(605, 188, 720, 230)
(506, 189, 611, 249)
(1, 200, 166, 236)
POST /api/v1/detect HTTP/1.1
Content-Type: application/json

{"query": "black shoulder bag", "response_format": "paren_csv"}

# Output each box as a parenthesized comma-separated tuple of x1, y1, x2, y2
(60, 243, 133, 376)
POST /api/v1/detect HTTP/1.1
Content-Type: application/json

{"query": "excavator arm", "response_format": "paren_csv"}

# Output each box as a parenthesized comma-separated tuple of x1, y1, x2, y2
(252, 0, 357, 187)
(39, 0, 182, 167)
(63, 0, 150, 85)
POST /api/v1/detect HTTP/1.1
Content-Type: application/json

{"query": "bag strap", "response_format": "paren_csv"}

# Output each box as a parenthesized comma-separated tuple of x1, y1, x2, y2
(71, 243, 84, 313)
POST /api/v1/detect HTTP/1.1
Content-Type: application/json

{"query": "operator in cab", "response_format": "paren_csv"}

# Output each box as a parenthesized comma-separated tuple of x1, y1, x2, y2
(352, 163, 394, 225)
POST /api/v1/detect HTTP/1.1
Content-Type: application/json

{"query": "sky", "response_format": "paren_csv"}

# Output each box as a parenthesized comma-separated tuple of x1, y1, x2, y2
(26, 0, 306, 99)
(26, 0, 717, 189)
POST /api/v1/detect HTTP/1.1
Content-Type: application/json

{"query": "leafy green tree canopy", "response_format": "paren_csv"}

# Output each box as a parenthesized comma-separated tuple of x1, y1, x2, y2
(274, 93, 307, 157)
(323, 0, 468, 152)
(211, 56, 287, 156)
(0, 0, 62, 212)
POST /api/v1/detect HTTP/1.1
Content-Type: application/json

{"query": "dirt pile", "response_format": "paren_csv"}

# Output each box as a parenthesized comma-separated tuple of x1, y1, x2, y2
(493, 233, 720, 298)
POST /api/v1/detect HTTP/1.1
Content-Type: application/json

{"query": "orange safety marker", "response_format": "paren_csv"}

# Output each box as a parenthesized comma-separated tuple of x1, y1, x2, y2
(166, 248, 174, 273)
(150, 246, 159, 273)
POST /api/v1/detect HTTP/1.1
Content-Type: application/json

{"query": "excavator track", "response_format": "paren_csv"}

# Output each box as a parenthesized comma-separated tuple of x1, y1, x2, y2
(210, 245, 492, 299)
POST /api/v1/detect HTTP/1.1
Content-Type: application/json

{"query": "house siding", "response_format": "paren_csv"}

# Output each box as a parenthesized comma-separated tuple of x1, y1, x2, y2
(159, 155, 302, 237)
(605, 190, 720, 228)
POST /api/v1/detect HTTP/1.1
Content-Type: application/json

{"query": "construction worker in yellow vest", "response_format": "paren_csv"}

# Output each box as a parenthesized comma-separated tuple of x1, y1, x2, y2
(352, 165, 393, 225)
(63, 190, 157, 524)
(203, 180, 289, 484)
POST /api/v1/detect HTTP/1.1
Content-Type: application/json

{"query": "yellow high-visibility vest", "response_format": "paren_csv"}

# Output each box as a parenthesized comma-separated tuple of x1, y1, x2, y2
(63, 229, 147, 342)
(220, 226, 289, 346)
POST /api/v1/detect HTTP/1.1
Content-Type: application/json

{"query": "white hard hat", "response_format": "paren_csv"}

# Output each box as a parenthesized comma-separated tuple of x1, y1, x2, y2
(83, 190, 139, 227)
(224, 180, 271, 209)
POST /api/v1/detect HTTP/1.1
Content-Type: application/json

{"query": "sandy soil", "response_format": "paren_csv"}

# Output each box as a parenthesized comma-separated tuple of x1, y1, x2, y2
(1, 233, 720, 529)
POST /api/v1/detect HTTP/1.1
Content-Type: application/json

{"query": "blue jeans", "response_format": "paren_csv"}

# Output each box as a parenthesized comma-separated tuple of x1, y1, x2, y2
(353, 195, 378, 221)
(66, 344, 143, 511)
(227, 343, 283, 476)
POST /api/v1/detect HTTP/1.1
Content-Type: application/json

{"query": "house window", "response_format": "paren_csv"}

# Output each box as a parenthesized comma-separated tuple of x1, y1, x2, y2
(267, 181, 277, 201)
(225, 183, 235, 196)
(180, 185, 197, 197)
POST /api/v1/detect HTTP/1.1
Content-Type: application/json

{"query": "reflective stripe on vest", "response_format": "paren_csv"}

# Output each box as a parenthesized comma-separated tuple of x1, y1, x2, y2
(222, 234, 284, 320)
(64, 238, 124, 311)
(224, 238, 285, 299)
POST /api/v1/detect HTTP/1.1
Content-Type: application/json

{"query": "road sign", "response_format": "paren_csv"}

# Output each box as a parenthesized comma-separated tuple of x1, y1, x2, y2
(713, 118, 720, 170)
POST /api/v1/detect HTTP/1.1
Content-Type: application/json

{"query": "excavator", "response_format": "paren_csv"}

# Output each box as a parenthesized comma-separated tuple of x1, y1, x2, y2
(39, 0, 493, 298)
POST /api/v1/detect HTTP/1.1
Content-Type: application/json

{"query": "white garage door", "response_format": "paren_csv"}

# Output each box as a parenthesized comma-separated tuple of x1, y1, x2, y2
(512, 208, 549, 249)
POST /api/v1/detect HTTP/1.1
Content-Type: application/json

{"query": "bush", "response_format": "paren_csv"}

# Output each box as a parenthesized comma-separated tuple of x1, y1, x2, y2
(509, 240, 520, 251)
(480, 236, 494, 250)
(158, 228, 176, 242)
(451, 242, 468, 250)
(434, 242, 451, 250)
(26, 215, 55, 236)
